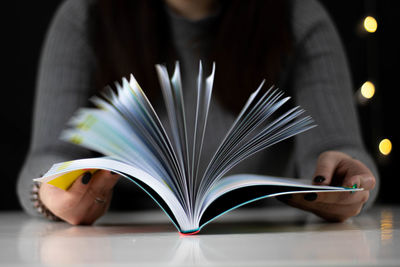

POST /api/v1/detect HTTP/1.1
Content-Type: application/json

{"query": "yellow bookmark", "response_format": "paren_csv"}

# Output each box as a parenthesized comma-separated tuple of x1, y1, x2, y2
(47, 169, 97, 190)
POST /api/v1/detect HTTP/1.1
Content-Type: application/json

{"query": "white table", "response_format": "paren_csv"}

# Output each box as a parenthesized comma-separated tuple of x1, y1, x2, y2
(1, 205, 399, 266)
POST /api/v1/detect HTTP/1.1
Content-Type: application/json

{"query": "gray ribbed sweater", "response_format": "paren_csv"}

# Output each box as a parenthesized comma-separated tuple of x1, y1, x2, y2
(18, 0, 380, 216)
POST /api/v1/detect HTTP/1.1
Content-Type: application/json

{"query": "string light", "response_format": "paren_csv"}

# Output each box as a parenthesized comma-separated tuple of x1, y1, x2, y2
(379, 139, 392, 156)
(363, 16, 378, 33)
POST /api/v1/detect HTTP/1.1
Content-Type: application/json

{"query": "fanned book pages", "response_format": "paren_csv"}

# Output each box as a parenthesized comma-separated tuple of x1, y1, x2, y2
(35, 61, 362, 235)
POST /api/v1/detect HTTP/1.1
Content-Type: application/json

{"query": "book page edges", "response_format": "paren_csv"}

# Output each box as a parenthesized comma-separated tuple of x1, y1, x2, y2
(198, 188, 363, 232)
(33, 157, 191, 232)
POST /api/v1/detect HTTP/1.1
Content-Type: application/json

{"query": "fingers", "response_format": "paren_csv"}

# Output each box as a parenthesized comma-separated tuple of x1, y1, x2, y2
(285, 150, 377, 222)
(80, 190, 114, 225)
(67, 171, 94, 196)
(40, 170, 120, 225)
(340, 170, 376, 191)
(312, 151, 347, 186)
(65, 170, 119, 223)
(68, 170, 120, 198)
(287, 192, 367, 222)
(359, 175, 376, 190)
(291, 189, 369, 206)
(313, 151, 376, 190)
(86, 170, 120, 199)
(311, 202, 364, 222)
(39, 182, 65, 208)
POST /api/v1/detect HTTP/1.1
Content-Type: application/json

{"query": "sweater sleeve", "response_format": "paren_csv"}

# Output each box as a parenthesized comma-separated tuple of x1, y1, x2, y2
(17, 0, 97, 216)
(288, 0, 380, 208)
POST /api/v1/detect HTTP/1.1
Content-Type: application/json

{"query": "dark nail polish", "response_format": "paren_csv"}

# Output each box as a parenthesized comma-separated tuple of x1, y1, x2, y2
(276, 194, 292, 202)
(81, 172, 92, 185)
(304, 193, 318, 201)
(313, 175, 325, 183)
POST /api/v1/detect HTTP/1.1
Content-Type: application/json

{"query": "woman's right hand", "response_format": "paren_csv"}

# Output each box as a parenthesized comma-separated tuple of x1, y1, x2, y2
(39, 170, 120, 225)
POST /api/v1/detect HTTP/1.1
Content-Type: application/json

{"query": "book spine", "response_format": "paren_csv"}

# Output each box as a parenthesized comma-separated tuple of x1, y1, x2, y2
(179, 229, 201, 236)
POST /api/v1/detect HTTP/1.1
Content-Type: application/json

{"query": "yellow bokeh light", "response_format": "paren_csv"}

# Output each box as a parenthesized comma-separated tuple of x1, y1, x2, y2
(361, 81, 375, 99)
(379, 139, 392, 156)
(364, 16, 378, 33)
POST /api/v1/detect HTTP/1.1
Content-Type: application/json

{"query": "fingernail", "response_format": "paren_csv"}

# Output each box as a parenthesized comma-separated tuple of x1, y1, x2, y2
(313, 175, 325, 183)
(276, 194, 292, 202)
(304, 193, 318, 201)
(81, 172, 92, 185)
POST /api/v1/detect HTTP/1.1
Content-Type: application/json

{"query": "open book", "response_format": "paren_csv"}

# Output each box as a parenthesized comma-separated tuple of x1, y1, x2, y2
(35, 62, 361, 235)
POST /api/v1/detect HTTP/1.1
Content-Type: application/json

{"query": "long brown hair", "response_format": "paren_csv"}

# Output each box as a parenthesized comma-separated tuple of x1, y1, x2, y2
(89, 0, 292, 114)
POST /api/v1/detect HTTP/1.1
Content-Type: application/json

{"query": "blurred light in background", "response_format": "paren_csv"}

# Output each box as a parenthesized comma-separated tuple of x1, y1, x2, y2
(355, 81, 376, 104)
(379, 138, 392, 156)
(364, 16, 378, 33)
(361, 81, 375, 99)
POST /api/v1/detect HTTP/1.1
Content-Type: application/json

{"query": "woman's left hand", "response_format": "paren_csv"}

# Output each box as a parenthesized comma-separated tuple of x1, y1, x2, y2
(282, 151, 376, 222)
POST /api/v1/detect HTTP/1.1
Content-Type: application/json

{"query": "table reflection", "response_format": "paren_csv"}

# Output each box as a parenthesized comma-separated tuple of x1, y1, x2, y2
(14, 207, 397, 266)
(380, 208, 394, 243)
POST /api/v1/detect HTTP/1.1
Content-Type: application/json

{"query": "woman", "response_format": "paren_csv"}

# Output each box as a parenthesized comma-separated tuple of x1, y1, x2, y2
(18, 0, 378, 225)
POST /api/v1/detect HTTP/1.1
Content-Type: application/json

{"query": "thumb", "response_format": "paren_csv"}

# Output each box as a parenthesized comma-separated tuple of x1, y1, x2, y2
(86, 170, 120, 198)
(312, 151, 344, 185)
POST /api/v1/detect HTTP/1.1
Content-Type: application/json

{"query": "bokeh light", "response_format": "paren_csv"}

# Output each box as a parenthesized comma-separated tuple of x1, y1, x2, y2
(361, 81, 375, 99)
(379, 139, 392, 156)
(364, 16, 378, 33)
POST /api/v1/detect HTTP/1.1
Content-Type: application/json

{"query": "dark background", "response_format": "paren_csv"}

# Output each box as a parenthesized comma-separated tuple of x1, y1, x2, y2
(2, 0, 398, 211)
